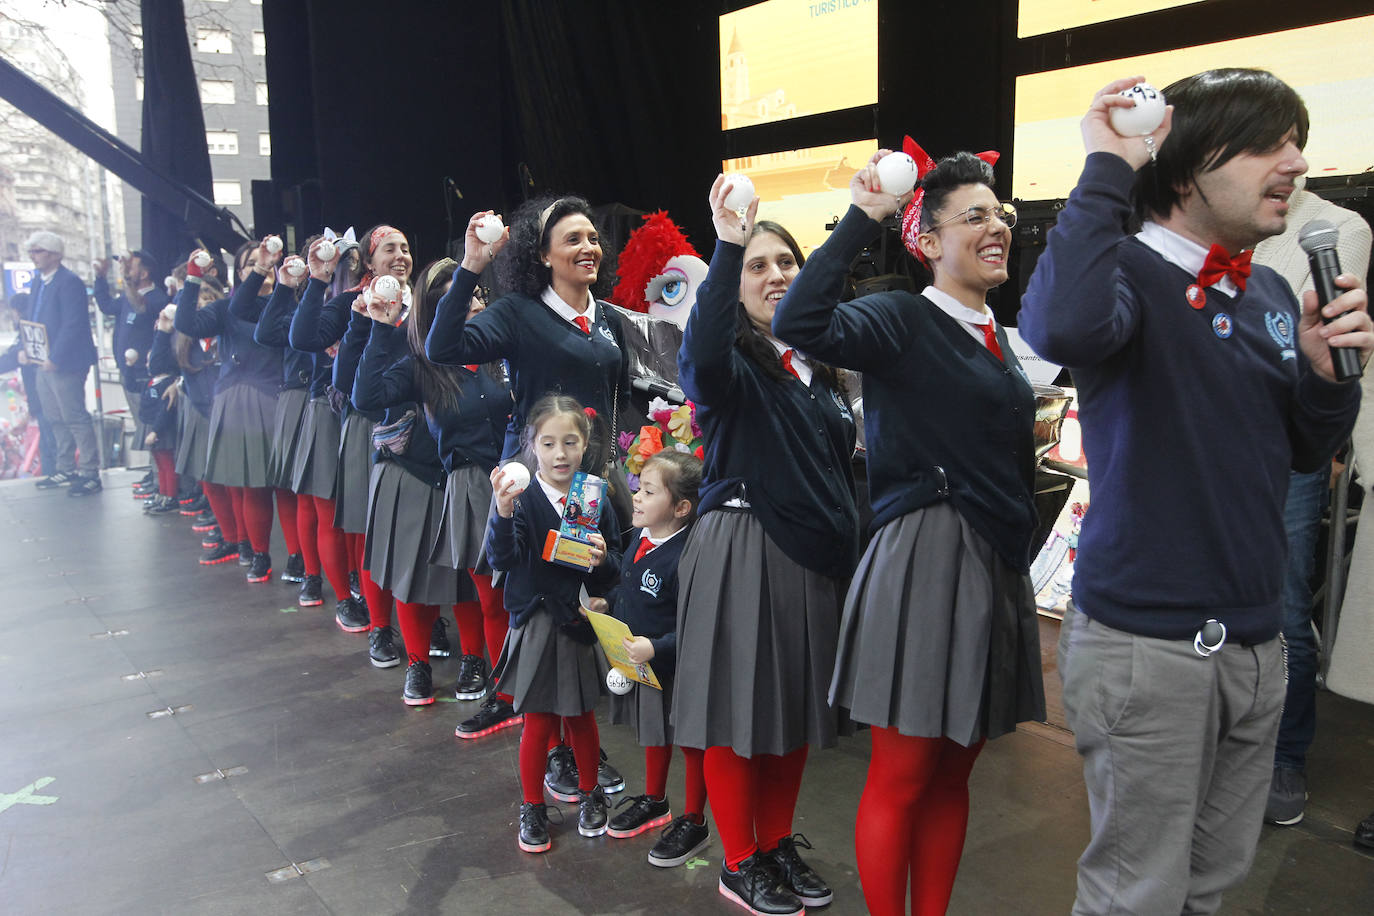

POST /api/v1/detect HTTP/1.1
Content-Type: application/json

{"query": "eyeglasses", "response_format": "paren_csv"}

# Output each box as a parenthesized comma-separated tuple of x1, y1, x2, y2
(930, 202, 1018, 231)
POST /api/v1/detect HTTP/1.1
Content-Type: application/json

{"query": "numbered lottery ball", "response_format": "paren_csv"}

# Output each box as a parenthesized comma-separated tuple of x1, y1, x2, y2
(264, 235, 282, 254)
(192, 251, 212, 268)
(1109, 83, 1166, 137)
(723, 174, 755, 211)
(315, 239, 337, 262)
(475, 215, 504, 244)
(501, 461, 530, 492)
(373, 274, 401, 302)
(876, 152, 919, 196)
(606, 668, 634, 695)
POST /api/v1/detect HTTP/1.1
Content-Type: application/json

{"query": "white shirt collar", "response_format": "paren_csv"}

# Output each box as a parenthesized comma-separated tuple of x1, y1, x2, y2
(535, 473, 569, 513)
(1137, 221, 1239, 298)
(767, 336, 813, 386)
(921, 285, 995, 347)
(40, 267, 58, 283)
(540, 286, 598, 328)
(640, 525, 687, 548)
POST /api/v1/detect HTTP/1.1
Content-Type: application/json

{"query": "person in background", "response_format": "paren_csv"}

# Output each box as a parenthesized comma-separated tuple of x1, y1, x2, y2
(0, 290, 56, 478)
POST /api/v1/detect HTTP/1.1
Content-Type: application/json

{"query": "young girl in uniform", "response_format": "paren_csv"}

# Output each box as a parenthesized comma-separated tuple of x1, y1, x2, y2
(158, 277, 221, 551)
(588, 449, 711, 868)
(487, 395, 621, 854)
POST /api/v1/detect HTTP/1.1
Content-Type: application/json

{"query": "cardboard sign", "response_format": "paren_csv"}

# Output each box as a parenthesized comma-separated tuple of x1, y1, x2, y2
(18, 320, 48, 363)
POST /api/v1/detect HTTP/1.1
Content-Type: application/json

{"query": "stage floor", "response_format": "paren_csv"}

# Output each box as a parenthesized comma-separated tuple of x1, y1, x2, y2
(1, 469, 1372, 915)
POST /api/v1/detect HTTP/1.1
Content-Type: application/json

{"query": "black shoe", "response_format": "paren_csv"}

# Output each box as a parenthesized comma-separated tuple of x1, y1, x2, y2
(280, 553, 306, 583)
(349, 569, 361, 599)
(369, 626, 400, 668)
(454, 654, 489, 700)
(599, 748, 625, 794)
(179, 494, 210, 516)
(335, 597, 371, 633)
(578, 786, 608, 837)
(199, 542, 240, 565)
(132, 478, 157, 497)
(719, 852, 804, 916)
(35, 472, 75, 489)
(430, 616, 452, 657)
(769, 834, 832, 907)
(1264, 766, 1307, 826)
(649, 814, 711, 867)
(607, 794, 672, 839)
(1356, 810, 1374, 851)
(67, 475, 103, 497)
(298, 574, 324, 607)
(200, 527, 223, 549)
(544, 744, 579, 802)
(191, 512, 218, 532)
(247, 552, 272, 583)
(237, 540, 254, 567)
(403, 657, 434, 706)
(518, 802, 560, 854)
(143, 494, 178, 515)
(455, 695, 522, 739)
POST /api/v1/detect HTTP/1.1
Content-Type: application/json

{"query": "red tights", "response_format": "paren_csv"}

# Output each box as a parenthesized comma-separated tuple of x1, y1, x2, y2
(294, 492, 321, 576)
(396, 601, 438, 664)
(519, 710, 599, 803)
(311, 495, 351, 603)
(202, 482, 238, 543)
(645, 744, 707, 817)
(153, 449, 177, 498)
(856, 728, 984, 916)
(230, 486, 273, 553)
(359, 568, 393, 629)
(273, 488, 301, 556)
(703, 745, 809, 870)
(471, 571, 507, 664)
(346, 532, 365, 576)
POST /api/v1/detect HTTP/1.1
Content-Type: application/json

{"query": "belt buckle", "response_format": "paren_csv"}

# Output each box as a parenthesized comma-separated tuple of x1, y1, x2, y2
(1193, 618, 1227, 658)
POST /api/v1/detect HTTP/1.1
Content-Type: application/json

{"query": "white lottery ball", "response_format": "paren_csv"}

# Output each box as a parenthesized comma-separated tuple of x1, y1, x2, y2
(315, 239, 337, 262)
(192, 251, 212, 268)
(606, 668, 634, 695)
(373, 274, 401, 302)
(264, 235, 283, 254)
(284, 257, 307, 277)
(501, 462, 530, 492)
(723, 174, 755, 211)
(123, 348, 139, 365)
(475, 215, 504, 244)
(1109, 83, 1167, 137)
(876, 152, 919, 196)
(163, 305, 177, 320)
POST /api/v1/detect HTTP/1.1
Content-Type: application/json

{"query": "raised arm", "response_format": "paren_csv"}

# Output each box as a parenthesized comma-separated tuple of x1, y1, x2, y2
(352, 317, 419, 411)
(254, 277, 298, 347)
(228, 268, 267, 323)
(425, 211, 509, 365)
(173, 265, 225, 339)
(93, 267, 119, 317)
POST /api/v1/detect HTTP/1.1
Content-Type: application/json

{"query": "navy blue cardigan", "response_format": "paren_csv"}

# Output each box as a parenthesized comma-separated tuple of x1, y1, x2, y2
(148, 328, 215, 418)
(773, 205, 1038, 570)
(679, 240, 859, 580)
(604, 526, 689, 675)
(229, 273, 318, 392)
(173, 278, 281, 397)
(350, 319, 447, 490)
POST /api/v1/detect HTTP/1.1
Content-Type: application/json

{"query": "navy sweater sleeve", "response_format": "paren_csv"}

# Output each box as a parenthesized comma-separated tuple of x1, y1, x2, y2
(679, 240, 746, 405)
(333, 308, 372, 398)
(93, 275, 118, 317)
(289, 279, 351, 352)
(172, 280, 225, 338)
(254, 281, 296, 347)
(229, 270, 268, 323)
(424, 268, 515, 366)
(353, 320, 418, 411)
(147, 329, 178, 377)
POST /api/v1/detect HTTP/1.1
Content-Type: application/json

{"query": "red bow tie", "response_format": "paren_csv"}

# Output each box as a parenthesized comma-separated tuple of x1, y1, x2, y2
(633, 536, 654, 564)
(1198, 245, 1253, 292)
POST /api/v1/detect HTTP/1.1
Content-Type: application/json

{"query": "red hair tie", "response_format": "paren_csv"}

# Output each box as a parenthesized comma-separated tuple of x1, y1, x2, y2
(897, 137, 1000, 268)
(583, 407, 598, 418)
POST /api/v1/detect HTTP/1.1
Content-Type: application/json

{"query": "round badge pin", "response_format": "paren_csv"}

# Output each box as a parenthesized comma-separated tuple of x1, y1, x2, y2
(1186, 284, 1206, 309)
(1212, 312, 1233, 339)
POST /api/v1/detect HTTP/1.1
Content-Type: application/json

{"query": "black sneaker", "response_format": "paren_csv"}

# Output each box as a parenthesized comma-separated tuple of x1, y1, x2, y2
(719, 852, 804, 916)
(179, 494, 210, 516)
(143, 494, 178, 515)
(191, 512, 218, 532)
(298, 574, 324, 607)
(369, 626, 400, 668)
(237, 540, 254, 567)
(649, 814, 711, 868)
(1264, 767, 1308, 826)
(246, 552, 272, 584)
(769, 834, 832, 907)
(518, 801, 561, 854)
(430, 616, 452, 657)
(599, 748, 625, 794)
(607, 794, 672, 839)
(200, 527, 223, 549)
(349, 570, 361, 599)
(280, 553, 306, 583)
(403, 657, 434, 706)
(199, 542, 240, 565)
(67, 476, 103, 497)
(454, 654, 489, 700)
(544, 744, 579, 802)
(578, 786, 608, 837)
(335, 597, 371, 633)
(454, 695, 522, 739)
(35, 471, 75, 489)
(132, 478, 157, 498)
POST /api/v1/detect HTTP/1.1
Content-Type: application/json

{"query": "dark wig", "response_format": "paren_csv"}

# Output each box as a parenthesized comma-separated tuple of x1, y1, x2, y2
(1134, 68, 1309, 223)
(918, 152, 996, 231)
(496, 195, 615, 299)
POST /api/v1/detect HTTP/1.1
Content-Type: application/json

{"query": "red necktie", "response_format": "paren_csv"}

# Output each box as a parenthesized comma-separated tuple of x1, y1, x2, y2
(463, 364, 478, 372)
(1198, 244, 1253, 292)
(781, 348, 800, 379)
(980, 323, 1004, 361)
(633, 536, 654, 564)
(574, 315, 591, 335)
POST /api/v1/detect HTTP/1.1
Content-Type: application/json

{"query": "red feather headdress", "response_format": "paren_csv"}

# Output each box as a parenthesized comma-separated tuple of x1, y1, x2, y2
(612, 211, 699, 313)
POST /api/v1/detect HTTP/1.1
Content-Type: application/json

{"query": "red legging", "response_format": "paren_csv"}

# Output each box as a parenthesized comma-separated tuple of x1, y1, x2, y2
(703, 745, 809, 871)
(346, 532, 365, 576)
(274, 488, 301, 556)
(471, 571, 507, 664)
(312, 495, 351, 603)
(856, 729, 984, 916)
(453, 600, 483, 658)
(645, 744, 707, 817)
(294, 491, 321, 576)
(229, 486, 274, 554)
(152, 449, 177, 498)
(359, 568, 394, 630)
(202, 482, 239, 543)
(396, 600, 439, 664)
(519, 710, 600, 804)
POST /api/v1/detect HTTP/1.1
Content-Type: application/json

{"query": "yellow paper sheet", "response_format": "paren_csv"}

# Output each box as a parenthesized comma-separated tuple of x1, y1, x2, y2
(584, 609, 662, 690)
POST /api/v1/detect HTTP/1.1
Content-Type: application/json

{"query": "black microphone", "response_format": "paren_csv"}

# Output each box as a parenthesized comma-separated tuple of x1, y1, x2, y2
(1298, 219, 1363, 383)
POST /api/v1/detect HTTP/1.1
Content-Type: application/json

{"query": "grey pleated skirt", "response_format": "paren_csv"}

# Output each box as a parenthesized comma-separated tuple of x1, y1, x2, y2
(333, 410, 375, 533)
(203, 384, 275, 488)
(363, 461, 473, 606)
(610, 673, 676, 747)
(829, 503, 1046, 747)
(174, 403, 209, 479)
(430, 464, 495, 570)
(270, 387, 310, 490)
(290, 397, 340, 498)
(671, 510, 847, 757)
(494, 612, 605, 717)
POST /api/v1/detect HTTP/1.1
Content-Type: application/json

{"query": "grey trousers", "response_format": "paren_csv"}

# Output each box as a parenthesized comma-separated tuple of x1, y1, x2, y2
(1058, 604, 1284, 916)
(35, 367, 98, 475)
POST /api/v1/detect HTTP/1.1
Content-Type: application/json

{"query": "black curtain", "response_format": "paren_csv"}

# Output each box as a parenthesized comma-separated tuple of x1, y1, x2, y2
(139, 0, 215, 268)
